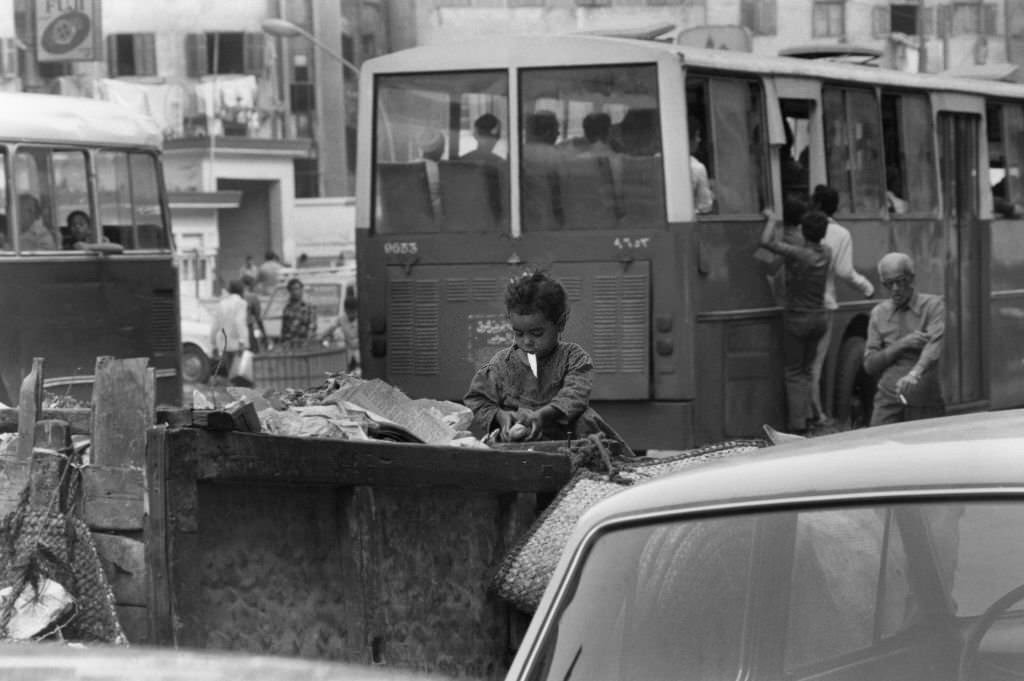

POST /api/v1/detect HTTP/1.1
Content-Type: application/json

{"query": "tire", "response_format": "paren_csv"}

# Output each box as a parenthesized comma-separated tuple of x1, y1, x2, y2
(181, 343, 211, 384)
(833, 336, 876, 430)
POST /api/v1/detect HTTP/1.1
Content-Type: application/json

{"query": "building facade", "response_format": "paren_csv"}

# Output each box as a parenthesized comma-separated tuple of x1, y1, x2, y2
(1, 0, 380, 300)
(387, 0, 1023, 80)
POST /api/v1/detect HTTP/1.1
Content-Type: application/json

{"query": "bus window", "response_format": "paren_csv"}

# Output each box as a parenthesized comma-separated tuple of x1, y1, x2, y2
(96, 150, 170, 249)
(881, 93, 936, 215)
(0, 149, 8, 251)
(687, 75, 767, 215)
(520, 64, 663, 231)
(780, 99, 812, 201)
(987, 102, 1024, 218)
(823, 86, 885, 215)
(14, 147, 61, 251)
(53, 150, 90, 249)
(374, 71, 508, 234)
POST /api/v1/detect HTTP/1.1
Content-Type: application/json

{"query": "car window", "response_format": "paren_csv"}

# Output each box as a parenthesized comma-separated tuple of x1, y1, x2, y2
(785, 507, 915, 669)
(526, 500, 1024, 681)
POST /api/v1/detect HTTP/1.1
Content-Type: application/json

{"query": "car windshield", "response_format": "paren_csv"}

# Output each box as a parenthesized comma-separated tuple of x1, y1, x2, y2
(528, 500, 1024, 681)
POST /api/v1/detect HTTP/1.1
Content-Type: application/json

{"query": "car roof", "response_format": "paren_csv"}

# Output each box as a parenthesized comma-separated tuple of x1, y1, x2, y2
(587, 409, 1024, 526)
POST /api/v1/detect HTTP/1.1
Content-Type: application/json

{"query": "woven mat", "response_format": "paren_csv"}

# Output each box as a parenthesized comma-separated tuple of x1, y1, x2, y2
(491, 439, 766, 613)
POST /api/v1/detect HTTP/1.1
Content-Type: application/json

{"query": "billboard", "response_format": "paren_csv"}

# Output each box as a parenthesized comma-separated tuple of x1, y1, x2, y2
(35, 0, 102, 63)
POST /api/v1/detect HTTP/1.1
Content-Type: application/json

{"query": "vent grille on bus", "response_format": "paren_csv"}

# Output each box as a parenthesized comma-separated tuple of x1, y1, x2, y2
(592, 274, 648, 373)
(389, 279, 440, 376)
(150, 295, 178, 354)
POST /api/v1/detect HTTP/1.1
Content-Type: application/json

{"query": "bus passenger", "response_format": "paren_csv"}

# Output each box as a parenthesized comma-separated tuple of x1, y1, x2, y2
(688, 118, 714, 214)
(760, 204, 831, 435)
(464, 271, 626, 446)
(460, 113, 503, 164)
(18, 193, 55, 251)
(523, 111, 564, 229)
(61, 210, 93, 250)
(864, 253, 945, 425)
(809, 185, 875, 426)
(418, 128, 446, 218)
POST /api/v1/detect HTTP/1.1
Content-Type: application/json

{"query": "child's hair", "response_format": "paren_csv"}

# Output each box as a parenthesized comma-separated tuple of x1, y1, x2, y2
(505, 271, 569, 327)
(801, 210, 829, 243)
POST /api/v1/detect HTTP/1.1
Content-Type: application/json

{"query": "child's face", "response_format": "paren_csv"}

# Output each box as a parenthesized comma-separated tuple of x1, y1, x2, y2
(509, 311, 559, 357)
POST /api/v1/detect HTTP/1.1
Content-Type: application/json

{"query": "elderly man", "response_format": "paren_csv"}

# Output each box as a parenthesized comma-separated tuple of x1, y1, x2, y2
(863, 253, 945, 425)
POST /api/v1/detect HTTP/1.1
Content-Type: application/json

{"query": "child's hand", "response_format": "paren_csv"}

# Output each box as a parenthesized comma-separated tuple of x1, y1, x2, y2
(495, 410, 516, 440)
(516, 408, 555, 440)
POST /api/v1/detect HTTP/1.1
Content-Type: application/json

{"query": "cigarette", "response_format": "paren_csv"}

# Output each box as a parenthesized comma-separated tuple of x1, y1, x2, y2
(898, 393, 908, 406)
(527, 352, 538, 378)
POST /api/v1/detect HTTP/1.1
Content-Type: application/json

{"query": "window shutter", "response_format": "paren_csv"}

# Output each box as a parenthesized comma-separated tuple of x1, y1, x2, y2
(243, 32, 264, 75)
(759, 0, 778, 35)
(106, 34, 119, 77)
(936, 5, 952, 38)
(920, 7, 935, 36)
(872, 5, 891, 38)
(135, 33, 156, 76)
(0, 38, 17, 77)
(983, 3, 998, 35)
(185, 33, 208, 78)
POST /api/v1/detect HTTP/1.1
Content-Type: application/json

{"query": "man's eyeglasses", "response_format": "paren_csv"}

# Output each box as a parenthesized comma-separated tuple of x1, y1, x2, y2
(881, 275, 913, 290)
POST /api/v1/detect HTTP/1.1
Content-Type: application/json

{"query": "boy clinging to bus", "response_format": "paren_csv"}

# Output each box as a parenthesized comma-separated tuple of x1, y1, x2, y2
(464, 271, 623, 444)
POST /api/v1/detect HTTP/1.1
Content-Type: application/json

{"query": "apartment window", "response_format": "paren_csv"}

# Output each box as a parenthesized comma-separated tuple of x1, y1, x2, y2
(948, 2, 998, 35)
(294, 158, 320, 198)
(741, 0, 777, 36)
(107, 33, 156, 77)
(36, 61, 72, 79)
(813, 1, 845, 37)
(576, 0, 612, 6)
(185, 32, 264, 77)
(437, 0, 472, 5)
(509, 0, 547, 5)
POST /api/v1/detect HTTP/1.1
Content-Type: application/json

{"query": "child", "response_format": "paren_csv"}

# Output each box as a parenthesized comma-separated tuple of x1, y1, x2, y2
(464, 271, 623, 444)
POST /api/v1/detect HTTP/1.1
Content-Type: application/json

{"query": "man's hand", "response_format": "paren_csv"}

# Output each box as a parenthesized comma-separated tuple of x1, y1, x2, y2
(895, 370, 920, 397)
(898, 331, 929, 352)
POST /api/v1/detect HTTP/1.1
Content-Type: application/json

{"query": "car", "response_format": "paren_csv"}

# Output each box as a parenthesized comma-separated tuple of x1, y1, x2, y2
(179, 295, 216, 384)
(0, 642, 451, 680)
(506, 410, 1024, 681)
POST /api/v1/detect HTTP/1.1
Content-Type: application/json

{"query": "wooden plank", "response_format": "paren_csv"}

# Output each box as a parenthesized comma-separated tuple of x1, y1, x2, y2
(81, 466, 145, 531)
(28, 420, 69, 510)
(0, 407, 91, 434)
(16, 357, 43, 462)
(180, 430, 572, 493)
(144, 426, 174, 646)
(92, 533, 148, 606)
(0, 460, 30, 518)
(90, 357, 155, 468)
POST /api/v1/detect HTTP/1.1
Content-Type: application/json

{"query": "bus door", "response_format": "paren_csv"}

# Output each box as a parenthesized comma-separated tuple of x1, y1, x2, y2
(937, 112, 986, 408)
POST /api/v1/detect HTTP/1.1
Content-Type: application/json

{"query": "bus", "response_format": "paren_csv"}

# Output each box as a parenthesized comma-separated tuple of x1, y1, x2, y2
(355, 34, 1024, 450)
(0, 92, 181, 406)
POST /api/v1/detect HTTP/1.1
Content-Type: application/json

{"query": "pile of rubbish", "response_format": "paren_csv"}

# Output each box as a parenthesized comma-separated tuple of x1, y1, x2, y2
(197, 373, 486, 447)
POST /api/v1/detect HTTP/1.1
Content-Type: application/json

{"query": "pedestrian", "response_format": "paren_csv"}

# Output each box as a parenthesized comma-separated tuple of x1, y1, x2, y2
(210, 279, 249, 383)
(809, 184, 875, 426)
(759, 202, 831, 434)
(241, 276, 266, 353)
(326, 293, 361, 373)
(463, 271, 626, 446)
(239, 255, 259, 283)
(257, 251, 283, 294)
(863, 253, 945, 425)
(280, 277, 317, 348)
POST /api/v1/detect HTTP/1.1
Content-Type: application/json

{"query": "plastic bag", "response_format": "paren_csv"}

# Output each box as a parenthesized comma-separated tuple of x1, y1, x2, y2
(229, 350, 254, 385)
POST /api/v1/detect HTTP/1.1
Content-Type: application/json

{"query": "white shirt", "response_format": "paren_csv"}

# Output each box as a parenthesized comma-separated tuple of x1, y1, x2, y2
(822, 218, 875, 310)
(690, 156, 713, 214)
(210, 293, 249, 353)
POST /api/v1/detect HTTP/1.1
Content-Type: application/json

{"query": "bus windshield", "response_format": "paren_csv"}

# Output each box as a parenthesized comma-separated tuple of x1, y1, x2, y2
(0, 93, 179, 406)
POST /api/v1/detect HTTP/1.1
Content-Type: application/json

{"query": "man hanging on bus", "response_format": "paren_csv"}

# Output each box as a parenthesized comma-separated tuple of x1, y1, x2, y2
(863, 253, 945, 425)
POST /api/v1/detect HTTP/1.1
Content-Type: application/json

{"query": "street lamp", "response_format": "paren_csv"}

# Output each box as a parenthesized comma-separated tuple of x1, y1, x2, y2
(260, 18, 360, 79)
